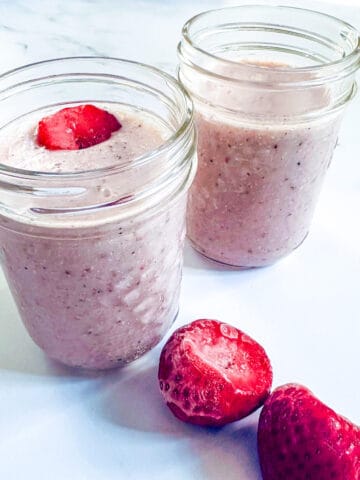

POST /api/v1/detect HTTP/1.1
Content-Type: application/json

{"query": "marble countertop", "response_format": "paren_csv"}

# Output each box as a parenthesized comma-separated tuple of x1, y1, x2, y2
(0, 1, 359, 479)
(1, 0, 360, 73)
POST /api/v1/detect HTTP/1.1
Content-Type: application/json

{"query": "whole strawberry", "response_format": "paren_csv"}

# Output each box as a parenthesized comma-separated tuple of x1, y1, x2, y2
(258, 384, 360, 480)
(158, 319, 272, 427)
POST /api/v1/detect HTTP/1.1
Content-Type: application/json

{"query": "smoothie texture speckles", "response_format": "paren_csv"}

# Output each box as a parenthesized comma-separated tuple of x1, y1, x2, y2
(0, 104, 187, 369)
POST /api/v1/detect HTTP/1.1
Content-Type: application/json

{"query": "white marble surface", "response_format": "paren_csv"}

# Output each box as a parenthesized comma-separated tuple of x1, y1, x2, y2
(0, 1, 359, 479)
(0, 0, 360, 73)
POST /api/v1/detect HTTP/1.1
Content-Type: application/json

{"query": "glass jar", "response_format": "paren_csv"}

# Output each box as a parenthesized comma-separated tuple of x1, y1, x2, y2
(178, 6, 360, 267)
(0, 57, 196, 369)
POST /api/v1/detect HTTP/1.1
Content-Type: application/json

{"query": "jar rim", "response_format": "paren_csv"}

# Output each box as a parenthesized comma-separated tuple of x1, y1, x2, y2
(0, 56, 194, 180)
(181, 5, 360, 85)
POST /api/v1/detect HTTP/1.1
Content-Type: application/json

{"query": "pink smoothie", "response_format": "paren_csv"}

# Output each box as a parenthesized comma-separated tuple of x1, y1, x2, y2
(185, 64, 342, 267)
(0, 105, 186, 369)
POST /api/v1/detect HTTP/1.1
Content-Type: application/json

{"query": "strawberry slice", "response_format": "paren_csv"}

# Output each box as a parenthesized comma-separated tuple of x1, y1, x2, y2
(37, 104, 121, 150)
(158, 319, 273, 427)
(258, 384, 360, 480)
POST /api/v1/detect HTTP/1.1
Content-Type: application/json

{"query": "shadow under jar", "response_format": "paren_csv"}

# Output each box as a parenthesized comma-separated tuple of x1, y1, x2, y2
(178, 6, 360, 267)
(0, 57, 196, 369)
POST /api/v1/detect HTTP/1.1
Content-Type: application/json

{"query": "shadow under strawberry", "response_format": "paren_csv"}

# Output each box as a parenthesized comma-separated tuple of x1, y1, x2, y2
(189, 417, 262, 480)
(92, 357, 262, 479)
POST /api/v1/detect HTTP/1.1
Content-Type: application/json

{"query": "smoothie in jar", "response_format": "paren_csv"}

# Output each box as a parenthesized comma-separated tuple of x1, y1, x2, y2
(187, 87, 341, 267)
(0, 59, 196, 369)
(179, 6, 360, 267)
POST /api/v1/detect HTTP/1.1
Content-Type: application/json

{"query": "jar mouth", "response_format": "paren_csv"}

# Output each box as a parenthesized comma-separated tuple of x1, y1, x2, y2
(0, 57, 196, 229)
(180, 5, 360, 87)
(0, 56, 193, 179)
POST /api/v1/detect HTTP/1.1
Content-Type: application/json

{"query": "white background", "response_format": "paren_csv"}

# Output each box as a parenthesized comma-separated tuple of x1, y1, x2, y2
(0, 1, 359, 479)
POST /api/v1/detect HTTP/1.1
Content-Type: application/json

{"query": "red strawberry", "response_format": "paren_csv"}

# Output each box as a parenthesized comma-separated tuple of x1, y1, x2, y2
(37, 104, 121, 150)
(258, 384, 360, 480)
(158, 319, 272, 427)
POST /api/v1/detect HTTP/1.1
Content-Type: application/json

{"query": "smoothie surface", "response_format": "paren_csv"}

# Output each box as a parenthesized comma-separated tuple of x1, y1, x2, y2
(0, 104, 170, 173)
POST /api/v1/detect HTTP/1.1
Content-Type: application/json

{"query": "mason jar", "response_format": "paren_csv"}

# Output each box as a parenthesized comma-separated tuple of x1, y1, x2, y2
(178, 6, 360, 267)
(0, 57, 196, 369)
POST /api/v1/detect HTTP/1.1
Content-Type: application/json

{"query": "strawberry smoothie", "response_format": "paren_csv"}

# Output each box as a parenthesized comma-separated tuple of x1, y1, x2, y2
(187, 108, 341, 267)
(0, 105, 189, 369)
(181, 60, 343, 267)
(179, 6, 359, 267)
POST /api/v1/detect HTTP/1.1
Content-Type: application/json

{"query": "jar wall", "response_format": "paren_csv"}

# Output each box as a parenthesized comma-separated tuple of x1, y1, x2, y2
(0, 195, 187, 369)
(187, 110, 342, 267)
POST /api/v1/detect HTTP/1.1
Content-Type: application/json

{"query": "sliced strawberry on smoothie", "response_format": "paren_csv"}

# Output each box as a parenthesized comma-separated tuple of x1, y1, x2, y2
(158, 319, 273, 427)
(37, 104, 121, 150)
(258, 383, 360, 480)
